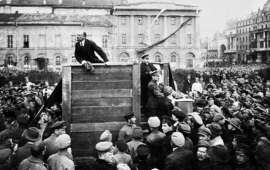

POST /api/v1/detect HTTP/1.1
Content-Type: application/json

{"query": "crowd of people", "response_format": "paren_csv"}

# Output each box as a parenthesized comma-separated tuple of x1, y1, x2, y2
(90, 66, 270, 170)
(0, 64, 270, 170)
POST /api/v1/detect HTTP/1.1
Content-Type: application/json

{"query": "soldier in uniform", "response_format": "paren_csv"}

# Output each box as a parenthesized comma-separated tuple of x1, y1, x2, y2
(140, 54, 157, 112)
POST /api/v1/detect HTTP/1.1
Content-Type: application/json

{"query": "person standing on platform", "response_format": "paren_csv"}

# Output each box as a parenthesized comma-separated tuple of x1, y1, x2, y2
(140, 54, 157, 112)
(182, 74, 192, 94)
(74, 32, 109, 72)
(118, 113, 139, 143)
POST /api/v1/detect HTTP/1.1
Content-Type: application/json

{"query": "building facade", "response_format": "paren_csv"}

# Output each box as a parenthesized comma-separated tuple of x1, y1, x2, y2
(225, 0, 270, 64)
(0, 0, 201, 71)
(113, 1, 201, 69)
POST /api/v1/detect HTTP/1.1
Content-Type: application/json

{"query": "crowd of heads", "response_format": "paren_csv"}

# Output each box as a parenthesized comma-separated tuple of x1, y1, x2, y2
(92, 65, 270, 170)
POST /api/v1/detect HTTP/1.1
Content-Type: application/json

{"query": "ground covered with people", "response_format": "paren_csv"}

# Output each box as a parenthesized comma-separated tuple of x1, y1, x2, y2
(0, 65, 270, 170)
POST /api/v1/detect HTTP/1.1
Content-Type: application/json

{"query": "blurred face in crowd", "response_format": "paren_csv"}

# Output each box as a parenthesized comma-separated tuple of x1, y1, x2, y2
(208, 98, 214, 106)
(128, 116, 136, 124)
(100, 149, 115, 163)
(218, 118, 226, 125)
(198, 134, 210, 141)
(195, 77, 199, 82)
(55, 127, 66, 136)
(227, 124, 236, 131)
(171, 114, 178, 122)
(77, 34, 83, 42)
(152, 74, 160, 82)
(142, 56, 150, 64)
(187, 75, 191, 80)
(197, 147, 208, 161)
(162, 123, 172, 134)
(209, 78, 213, 83)
(200, 77, 204, 82)
(235, 150, 248, 164)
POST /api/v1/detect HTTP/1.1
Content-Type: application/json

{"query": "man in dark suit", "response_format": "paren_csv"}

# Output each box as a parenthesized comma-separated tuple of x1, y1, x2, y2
(164, 132, 195, 170)
(75, 32, 109, 71)
(182, 74, 192, 94)
(140, 54, 157, 110)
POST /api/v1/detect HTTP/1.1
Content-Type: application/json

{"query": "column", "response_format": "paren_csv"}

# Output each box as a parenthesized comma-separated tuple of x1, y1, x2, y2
(147, 15, 151, 45)
(163, 16, 168, 47)
(130, 15, 135, 48)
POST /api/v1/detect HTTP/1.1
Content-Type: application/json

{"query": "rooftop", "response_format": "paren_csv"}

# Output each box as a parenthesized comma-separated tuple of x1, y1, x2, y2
(0, 13, 113, 26)
(0, 0, 124, 8)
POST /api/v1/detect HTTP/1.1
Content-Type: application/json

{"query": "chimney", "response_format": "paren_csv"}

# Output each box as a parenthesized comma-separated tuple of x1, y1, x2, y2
(82, 0, 86, 5)
(6, 0, 12, 4)
(58, 0, 63, 4)
(43, 0, 46, 5)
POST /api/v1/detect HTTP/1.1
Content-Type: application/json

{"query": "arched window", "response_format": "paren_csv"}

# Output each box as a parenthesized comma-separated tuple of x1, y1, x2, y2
(5, 54, 16, 66)
(170, 54, 177, 63)
(185, 52, 195, 68)
(24, 55, 30, 66)
(119, 52, 130, 62)
(56, 56, 61, 65)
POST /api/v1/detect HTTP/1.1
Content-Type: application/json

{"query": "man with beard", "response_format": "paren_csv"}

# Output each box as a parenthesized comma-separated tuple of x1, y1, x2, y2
(195, 140, 211, 170)
(118, 113, 138, 143)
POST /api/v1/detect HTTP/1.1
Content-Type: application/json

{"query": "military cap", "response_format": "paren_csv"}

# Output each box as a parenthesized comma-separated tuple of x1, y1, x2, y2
(141, 54, 149, 59)
(95, 141, 113, 152)
(51, 120, 66, 130)
(197, 126, 212, 137)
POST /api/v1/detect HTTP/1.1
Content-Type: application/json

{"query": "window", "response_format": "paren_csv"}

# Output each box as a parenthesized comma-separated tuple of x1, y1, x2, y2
(55, 34, 61, 47)
(38, 34, 46, 47)
(55, 56, 61, 65)
(24, 55, 30, 66)
(186, 59, 193, 68)
(121, 16, 127, 25)
(171, 17, 176, 25)
(23, 35, 29, 48)
(171, 55, 176, 63)
(102, 35, 108, 48)
(138, 17, 143, 25)
(71, 35, 76, 47)
(170, 34, 176, 44)
(187, 34, 192, 44)
(121, 34, 126, 44)
(7, 35, 13, 48)
(155, 55, 162, 62)
(154, 34, 161, 42)
(137, 34, 144, 45)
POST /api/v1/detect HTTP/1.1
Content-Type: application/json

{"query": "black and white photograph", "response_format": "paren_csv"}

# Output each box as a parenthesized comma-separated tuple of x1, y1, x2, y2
(0, 0, 269, 169)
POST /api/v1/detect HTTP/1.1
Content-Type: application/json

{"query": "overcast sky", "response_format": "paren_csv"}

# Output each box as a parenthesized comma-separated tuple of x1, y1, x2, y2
(192, 0, 266, 38)
(129, 0, 267, 38)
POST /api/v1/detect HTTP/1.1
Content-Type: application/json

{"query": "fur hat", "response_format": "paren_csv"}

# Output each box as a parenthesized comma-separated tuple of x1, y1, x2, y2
(95, 141, 113, 152)
(171, 132, 185, 147)
(99, 130, 112, 141)
(56, 134, 71, 149)
(148, 116, 160, 128)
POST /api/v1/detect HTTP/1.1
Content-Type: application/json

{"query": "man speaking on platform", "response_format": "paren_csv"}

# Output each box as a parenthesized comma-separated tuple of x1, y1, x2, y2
(75, 32, 109, 72)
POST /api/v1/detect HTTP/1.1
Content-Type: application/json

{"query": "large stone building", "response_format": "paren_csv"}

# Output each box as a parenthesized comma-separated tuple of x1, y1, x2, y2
(225, 0, 270, 64)
(112, 1, 201, 69)
(0, 0, 201, 71)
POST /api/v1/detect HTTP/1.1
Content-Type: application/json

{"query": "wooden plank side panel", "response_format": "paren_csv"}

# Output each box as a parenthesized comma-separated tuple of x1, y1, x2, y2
(71, 106, 130, 123)
(72, 89, 132, 99)
(71, 81, 132, 90)
(71, 122, 126, 132)
(62, 66, 72, 133)
(132, 63, 141, 123)
(163, 63, 170, 86)
(72, 72, 132, 82)
(71, 65, 132, 74)
(72, 97, 132, 107)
